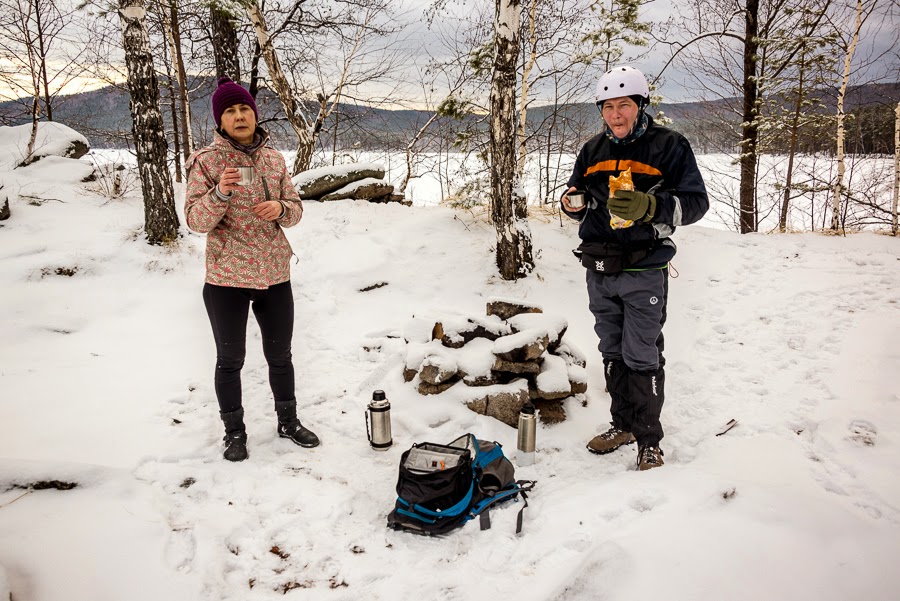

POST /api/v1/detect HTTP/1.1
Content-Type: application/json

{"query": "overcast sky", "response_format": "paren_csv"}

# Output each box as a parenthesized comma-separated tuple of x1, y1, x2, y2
(398, 0, 899, 105)
(1, 0, 896, 108)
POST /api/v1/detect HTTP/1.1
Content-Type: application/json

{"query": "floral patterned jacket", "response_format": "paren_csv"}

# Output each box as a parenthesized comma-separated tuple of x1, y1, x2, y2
(185, 130, 302, 289)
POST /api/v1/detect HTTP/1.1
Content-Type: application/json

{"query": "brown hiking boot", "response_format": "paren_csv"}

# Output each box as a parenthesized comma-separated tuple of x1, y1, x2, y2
(587, 424, 636, 455)
(637, 445, 664, 471)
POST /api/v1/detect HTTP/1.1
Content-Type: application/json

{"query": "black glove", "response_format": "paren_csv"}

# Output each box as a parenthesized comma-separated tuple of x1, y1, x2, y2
(607, 189, 657, 222)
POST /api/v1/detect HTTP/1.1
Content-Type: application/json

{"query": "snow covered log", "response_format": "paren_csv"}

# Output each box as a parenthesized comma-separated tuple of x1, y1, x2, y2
(292, 163, 385, 199)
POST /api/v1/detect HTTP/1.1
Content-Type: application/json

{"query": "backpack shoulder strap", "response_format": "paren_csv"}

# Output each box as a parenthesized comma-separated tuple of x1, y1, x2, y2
(473, 479, 536, 533)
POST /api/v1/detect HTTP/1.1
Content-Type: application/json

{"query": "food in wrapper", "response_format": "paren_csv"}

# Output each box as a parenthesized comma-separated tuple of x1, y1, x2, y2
(609, 168, 635, 229)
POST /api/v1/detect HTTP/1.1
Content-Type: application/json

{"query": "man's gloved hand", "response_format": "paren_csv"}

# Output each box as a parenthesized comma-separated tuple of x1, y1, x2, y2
(607, 189, 657, 222)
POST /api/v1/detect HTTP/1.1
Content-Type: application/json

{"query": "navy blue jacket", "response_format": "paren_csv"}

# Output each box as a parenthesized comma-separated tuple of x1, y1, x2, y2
(563, 116, 709, 268)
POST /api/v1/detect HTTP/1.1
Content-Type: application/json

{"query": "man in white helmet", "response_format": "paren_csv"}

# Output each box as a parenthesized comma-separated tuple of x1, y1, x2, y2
(561, 66, 709, 470)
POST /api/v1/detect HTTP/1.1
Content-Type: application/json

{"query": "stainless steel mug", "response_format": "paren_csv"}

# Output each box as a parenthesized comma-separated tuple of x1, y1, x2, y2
(366, 390, 392, 451)
(236, 166, 255, 186)
(566, 190, 586, 209)
(516, 401, 536, 466)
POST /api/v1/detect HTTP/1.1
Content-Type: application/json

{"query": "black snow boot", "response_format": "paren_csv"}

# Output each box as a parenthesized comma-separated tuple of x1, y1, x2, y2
(274, 400, 320, 448)
(221, 408, 248, 462)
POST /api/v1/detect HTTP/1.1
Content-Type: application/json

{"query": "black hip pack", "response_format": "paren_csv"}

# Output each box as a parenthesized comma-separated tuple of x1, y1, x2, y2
(574, 241, 656, 274)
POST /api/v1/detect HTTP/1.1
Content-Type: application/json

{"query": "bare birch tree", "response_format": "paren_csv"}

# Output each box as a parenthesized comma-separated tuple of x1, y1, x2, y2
(515, 0, 595, 182)
(758, 0, 836, 232)
(0, 0, 85, 122)
(516, 0, 538, 179)
(0, 0, 86, 163)
(397, 71, 471, 195)
(491, 0, 534, 280)
(119, 0, 179, 244)
(662, 0, 850, 233)
(247, 0, 399, 174)
(893, 100, 899, 235)
(830, 0, 878, 232)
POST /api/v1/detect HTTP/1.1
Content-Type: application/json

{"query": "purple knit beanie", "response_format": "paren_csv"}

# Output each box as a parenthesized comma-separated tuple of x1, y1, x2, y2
(211, 77, 258, 127)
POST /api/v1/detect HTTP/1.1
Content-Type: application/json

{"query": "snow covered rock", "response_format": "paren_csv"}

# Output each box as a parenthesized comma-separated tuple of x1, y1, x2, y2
(0, 122, 89, 170)
(492, 357, 542, 374)
(533, 355, 575, 400)
(384, 302, 587, 425)
(418, 377, 459, 395)
(320, 177, 394, 201)
(486, 298, 542, 320)
(493, 329, 550, 362)
(463, 379, 531, 427)
(292, 163, 410, 204)
(508, 312, 568, 351)
(555, 342, 587, 368)
(419, 354, 459, 385)
(434, 314, 511, 348)
(0, 188, 8, 221)
(292, 163, 385, 199)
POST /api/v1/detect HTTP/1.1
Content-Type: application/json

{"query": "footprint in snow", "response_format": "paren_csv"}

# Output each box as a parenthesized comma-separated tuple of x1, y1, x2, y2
(848, 420, 877, 446)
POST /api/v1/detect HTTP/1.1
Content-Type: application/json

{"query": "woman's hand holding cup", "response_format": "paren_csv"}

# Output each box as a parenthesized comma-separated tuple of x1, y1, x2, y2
(217, 167, 243, 196)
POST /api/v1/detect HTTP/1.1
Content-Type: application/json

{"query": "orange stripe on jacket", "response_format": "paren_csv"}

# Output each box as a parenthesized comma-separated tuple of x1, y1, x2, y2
(584, 160, 662, 177)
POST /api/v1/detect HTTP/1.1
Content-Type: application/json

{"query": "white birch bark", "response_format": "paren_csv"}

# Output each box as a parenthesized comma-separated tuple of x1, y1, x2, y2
(831, 0, 862, 232)
(17, 0, 41, 165)
(893, 100, 899, 236)
(398, 112, 439, 194)
(246, 0, 315, 174)
(119, 0, 179, 244)
(516, 0, 537, 179)
(491, 0, 534, 280)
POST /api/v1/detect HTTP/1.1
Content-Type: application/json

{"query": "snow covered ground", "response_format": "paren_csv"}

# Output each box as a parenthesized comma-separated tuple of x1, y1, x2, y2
(2, 125, 900, 601)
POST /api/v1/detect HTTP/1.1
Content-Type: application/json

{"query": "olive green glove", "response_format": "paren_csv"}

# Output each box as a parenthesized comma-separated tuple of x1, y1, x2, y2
(608, 189, 657, 222)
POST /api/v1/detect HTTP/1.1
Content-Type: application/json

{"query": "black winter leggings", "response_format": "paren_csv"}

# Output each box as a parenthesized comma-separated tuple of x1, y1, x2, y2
(202, 281, 295, 414)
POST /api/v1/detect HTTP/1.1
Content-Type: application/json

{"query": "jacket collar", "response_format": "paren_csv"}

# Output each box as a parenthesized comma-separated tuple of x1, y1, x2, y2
(214, 127, 270, 155)
(605, 113, 653, 145)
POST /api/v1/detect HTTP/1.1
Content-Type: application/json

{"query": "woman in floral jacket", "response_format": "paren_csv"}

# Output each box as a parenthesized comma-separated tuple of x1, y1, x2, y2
(185, 77, 319, 461)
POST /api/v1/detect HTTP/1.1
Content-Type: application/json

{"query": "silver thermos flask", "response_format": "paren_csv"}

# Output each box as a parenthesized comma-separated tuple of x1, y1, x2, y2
(517, 401, 536, 466)
(365, 390, 392, 451)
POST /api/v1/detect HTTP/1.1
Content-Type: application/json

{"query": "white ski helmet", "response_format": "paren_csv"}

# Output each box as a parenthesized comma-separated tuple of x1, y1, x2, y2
(595, 66, 650, 107)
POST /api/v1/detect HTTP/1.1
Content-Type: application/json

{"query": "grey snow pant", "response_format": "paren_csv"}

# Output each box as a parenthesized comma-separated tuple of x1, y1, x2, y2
(587, 268, 668, 446)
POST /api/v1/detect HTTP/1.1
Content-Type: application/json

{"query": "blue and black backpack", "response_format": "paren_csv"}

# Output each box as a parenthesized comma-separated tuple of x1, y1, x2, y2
(387, 433, 536, 536)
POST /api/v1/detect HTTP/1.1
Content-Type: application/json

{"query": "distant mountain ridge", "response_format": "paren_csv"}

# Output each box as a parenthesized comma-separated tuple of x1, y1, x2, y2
(1, 77, 897, 153)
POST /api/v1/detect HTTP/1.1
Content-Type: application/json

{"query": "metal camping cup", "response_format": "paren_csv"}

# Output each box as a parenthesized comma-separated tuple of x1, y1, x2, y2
(516, 401, 536, 466)
(566, 190, 586, 209)
(365, 390, 392, 451)
(236, 166, 255, 186)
